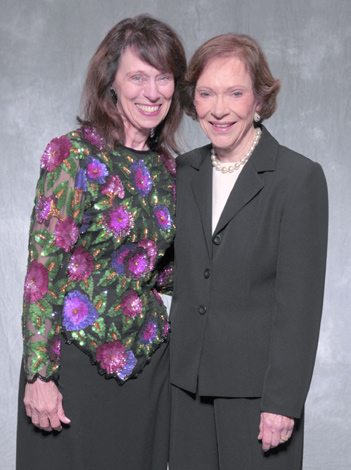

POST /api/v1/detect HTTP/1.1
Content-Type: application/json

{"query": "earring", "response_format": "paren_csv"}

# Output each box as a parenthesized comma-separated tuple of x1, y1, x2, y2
(254, 112, 261, 122)
(110, 88, 117, 105)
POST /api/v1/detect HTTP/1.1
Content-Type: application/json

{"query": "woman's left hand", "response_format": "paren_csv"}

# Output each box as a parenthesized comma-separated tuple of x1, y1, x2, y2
(258, 412, 294, 452)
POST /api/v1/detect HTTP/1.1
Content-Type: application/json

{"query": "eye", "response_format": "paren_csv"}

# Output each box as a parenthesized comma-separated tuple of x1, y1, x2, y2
(132, 75, 143, 82)
(197, 90, 211, 98)
(232, 91, 243, 97)
(158, 74, 173, 82)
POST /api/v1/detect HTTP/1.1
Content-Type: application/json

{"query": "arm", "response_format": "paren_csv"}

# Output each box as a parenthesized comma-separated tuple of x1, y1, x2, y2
(22, 134, 85, 429)
(259, 161, 328, 447)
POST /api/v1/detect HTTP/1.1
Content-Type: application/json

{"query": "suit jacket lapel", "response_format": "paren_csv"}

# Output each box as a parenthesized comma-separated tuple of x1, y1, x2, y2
(190, 145, 213, 257)
(214, 126, 278, 235)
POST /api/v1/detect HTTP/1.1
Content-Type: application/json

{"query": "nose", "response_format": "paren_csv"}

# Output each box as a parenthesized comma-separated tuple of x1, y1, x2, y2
(212, 95, 229, 119)
(144, 79, 160, 102)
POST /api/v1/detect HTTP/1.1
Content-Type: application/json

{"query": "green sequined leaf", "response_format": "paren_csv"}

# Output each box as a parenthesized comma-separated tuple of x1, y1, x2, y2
(91, 317, 106, 339)
(87, 181, 99, 199)
(93, 199, 111, 212)
(29, 343, 49, 373)
(65, 187, 75, 218)
(45, 253, 63, 281)
(63, 155, 78, 179)
(33, 229, 51, 248)
(106, 323, 122, 342)
(79, 277, 94, 298)
(91, 230, 113, 246)
(106, 303, 121, 318)
(53, 180, 69, 211)
(122, 315, 135, 333)
(123, 331, 137, 350)
(40, 234, 60, 257)
(93, 291, 108, 315)
(98, 269, 119, 287)
(45, 166, 62, 191)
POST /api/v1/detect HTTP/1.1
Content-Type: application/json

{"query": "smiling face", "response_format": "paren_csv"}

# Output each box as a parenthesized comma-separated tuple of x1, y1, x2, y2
(194, 54, 260, 162)
(113, 47, 175, 149)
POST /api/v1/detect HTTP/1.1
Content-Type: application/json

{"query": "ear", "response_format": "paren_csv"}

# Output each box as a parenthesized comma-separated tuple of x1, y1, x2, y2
(255, 101, 262, 113)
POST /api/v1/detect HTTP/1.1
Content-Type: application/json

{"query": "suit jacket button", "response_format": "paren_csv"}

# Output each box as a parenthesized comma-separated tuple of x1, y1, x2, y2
(204, 268, 211, 279)
(213, 234, 221, 245)
(198, 305, 207, 315)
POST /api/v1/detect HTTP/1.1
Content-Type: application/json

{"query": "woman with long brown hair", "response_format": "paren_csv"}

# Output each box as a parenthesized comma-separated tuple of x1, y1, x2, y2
(17, 14, 186, 470)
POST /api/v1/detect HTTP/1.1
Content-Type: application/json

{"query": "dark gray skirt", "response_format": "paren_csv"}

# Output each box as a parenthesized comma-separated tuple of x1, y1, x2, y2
(17, 340, 170, 470)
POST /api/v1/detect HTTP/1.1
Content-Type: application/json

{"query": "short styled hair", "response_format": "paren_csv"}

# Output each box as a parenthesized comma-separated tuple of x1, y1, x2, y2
(79, 14, 186, 154)
(182, 33, 281, 122)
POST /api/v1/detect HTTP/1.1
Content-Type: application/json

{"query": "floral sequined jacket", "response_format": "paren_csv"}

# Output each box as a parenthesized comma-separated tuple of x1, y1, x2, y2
(22, 127, 175, 384)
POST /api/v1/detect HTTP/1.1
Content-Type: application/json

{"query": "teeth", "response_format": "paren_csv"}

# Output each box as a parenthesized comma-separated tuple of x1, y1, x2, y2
(213, 123, 232, 128)
(137, 104, 160, 112)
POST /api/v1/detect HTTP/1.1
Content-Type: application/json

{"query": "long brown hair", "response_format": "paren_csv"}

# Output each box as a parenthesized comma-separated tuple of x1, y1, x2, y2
(182, 33, 281, 122)
(78, 14, 186, 153)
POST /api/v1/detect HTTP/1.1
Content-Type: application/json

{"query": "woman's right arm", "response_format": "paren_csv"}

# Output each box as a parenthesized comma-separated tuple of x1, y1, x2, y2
(22, 133, 85, 430)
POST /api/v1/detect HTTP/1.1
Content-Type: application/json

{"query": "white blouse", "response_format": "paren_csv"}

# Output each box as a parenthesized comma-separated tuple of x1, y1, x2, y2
(212, 165, 244, 234)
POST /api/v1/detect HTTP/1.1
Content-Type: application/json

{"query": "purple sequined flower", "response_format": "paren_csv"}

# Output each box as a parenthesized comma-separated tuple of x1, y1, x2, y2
(139, 321, 158, 345)
(156, 266, 173, 289)
(67, 246, 94, 281)
(101, 175, 125, 199)
(118, 350, 137, 380)
(40, 136, 71, 172)
(124, 247, 150, 280)
(54, 217, 79, 252)
(96, 340, 127, 374)
(84, 127, 104, 150)
(86, 156, 109, 184)
(35, 195, 57, 225)
(63, 291, 98, 331)
(121, 290, 142, 318)
(152, 288, 163, 307)
(161, 153, 176, 176)
(137, 239, 157, 270)
(24, 260, 49, 303)
(163, 322, 170, 338)
(102, 206, 134, 238)
(130, 160, 153, 197)
(47, 335, 61, 363)
(111, 244, 136, 275)
(153, 205, 172, 231)
(75, 168, 87, 191)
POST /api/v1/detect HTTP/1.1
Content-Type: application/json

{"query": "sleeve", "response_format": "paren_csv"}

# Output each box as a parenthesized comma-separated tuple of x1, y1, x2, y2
(22, 135, 85, 383)
(261, 161, 328, 418)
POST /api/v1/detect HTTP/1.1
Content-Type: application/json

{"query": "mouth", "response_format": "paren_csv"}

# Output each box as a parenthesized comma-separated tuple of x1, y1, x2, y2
(210, 121, 235, 131)
(136, 104, 161, 115)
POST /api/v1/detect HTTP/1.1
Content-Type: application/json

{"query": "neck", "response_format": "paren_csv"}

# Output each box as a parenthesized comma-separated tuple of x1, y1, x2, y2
(215, 126, 257, 163)
(122, 120, 150, 151)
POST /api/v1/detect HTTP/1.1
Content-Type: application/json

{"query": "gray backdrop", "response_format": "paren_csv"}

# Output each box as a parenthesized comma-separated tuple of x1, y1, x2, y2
(1, 0, 350, 468)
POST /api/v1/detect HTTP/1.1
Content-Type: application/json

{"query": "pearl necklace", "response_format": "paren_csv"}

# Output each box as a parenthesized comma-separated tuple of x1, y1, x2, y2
(211, 127, 262, 174)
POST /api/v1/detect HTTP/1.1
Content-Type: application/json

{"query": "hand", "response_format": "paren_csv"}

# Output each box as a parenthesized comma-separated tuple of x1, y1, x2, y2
(258, 412, 294, 452)
(24, 380, 71, 432)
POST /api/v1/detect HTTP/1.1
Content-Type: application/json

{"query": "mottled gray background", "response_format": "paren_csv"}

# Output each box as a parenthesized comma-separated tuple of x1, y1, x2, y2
(1, 0, 350, 468)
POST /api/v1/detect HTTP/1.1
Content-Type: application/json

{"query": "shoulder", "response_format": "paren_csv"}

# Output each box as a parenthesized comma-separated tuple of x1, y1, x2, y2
(262, 127, 326, 185)
(176, 144, 212, 170)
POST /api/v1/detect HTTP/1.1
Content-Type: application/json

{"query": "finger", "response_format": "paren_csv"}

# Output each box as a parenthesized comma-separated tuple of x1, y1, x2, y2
(57, 404, 71, 425)
(46, 403, 64, 432)
(30, 411, 41, 429)
(39, 413, 52, 432)
(261, 430, 273, 452)
(48, 415, 62, 432)
(270, 430, 281, 449)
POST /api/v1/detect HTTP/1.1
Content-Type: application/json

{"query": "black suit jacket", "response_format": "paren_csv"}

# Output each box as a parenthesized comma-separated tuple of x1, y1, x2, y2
(170, 126, 328, 419)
